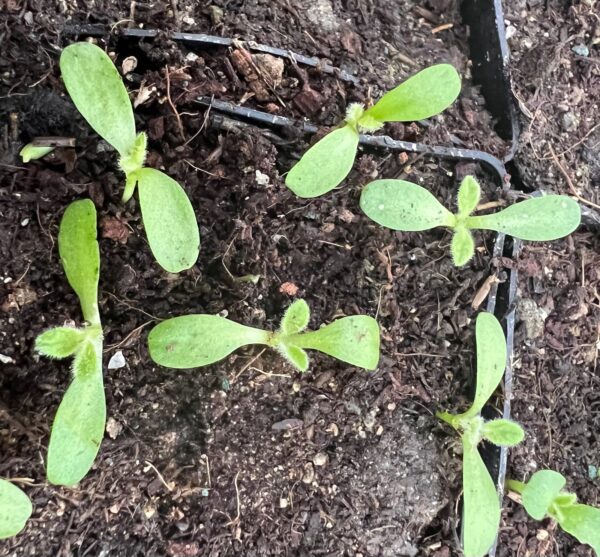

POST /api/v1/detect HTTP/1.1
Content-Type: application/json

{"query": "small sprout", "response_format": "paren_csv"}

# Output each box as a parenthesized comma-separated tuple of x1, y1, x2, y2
(437, 312, 525, 557)
(148, 299, 380, 372)
(19, 143, 55, 162)
(286, 64, 461, 198)
(507, 470, 600, 554)
(0, 479, 31, 539)
(59, 42, 199, 273)
(35, 200, 106, 486)
(361, 175, 582, 266)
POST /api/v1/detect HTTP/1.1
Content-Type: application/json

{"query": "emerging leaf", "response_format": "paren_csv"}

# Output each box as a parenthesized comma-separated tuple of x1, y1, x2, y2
(60, 42, 136, 158)
(555, 504, 600, 554)
(280, 299, 310, 335)
(35, 326, 85, 359)
(20, 144, 54, 163)
(465, 312, 506, 418)
(360, 179, 455, 231)
(72, 339, 101, 380)
(58, 200, 100, 324)
(522, 470, 566, 520)
(482, 419, 525, 447)
(457, 175, 481, 217)
(467, 195, 581, 241)
(134, 167, 200, 273)
(462, 440, 500, 557)
(148, 315, 270, 369)
(0, 479, 32, 539)
(119, 132, 147, 175)
(278, 344, 309, 372)
(364, 64, 461, 123)
(451, 227, 475, 267)
(285, 125, 359, 198)
(291, 316, 380, 370)
(47, 368, 105, 486)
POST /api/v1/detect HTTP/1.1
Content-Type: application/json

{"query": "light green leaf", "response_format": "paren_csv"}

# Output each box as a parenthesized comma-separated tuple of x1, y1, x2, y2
(134, 167, 200, 273)
(119, 132, 147, 175)
(285, 125, 359, 198)
(554, 493, 578, 507)
(47, 355, 105, 486)
(457, 176, 481, 217)
(482, 419, 525, 447)
(60, 42, 136, 158)
(451, 227, 475, 267)
(0, 479, 32, 539)
(59, 200, 100, 324)
(522, 470, 566, 520)
(465, 312, 506, 418)
(360, 179, 455, 231)
(278, 344, 309, 372)
(35, 326, 85, 359)
(148, 315, 270, 369)
(280, 299, 310, 335)
(462, 440, 501, 557)
(20, 143, 54, 163)
(72, 338, 101, 380)
(364, 64, 461, 122)
(467, 195, 581, 241)
(555, 504, 600, 554)
(291, 316, 380, 370)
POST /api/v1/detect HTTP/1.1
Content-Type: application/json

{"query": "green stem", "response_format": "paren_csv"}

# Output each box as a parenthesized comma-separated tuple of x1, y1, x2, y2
(121, 172, 138, 203)
(505, 479, 526, 494)
(436, 410, 458, 428)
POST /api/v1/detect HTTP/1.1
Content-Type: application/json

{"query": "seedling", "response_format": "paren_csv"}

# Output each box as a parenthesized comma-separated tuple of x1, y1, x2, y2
(148, 299, 380, 372)
(507, 470, 600, 554)
(35, 199, 105, 486)
(437, 312, 525, 557)
(285, 64, 461, 198)
(0, 480, 31, 538)
(58, 42, 199, 273)
(360, 175, 582, 266)
(20, 143, 54, 162)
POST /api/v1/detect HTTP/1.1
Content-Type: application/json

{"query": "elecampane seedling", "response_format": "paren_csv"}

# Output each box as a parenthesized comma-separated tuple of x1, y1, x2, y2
(58, 42, 199, 273)
(285, 64, 461, 198)
(507, 470, 600, 554)
(0, 480, 31, 539)
(148, 299, 380, 372)
(437, 312, 525, 557)
(35, 200, 106, 486)
(360, 175, 582, 266)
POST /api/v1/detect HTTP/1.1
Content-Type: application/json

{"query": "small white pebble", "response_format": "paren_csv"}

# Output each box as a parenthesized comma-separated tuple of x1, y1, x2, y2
(108, 350, 126, 370)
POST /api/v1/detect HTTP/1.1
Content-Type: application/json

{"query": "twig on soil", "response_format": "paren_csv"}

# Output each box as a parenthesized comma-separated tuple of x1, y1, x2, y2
(145, 461, 173, 492)
(548, 144, 600, 210)
(225, 472, 241, 527)
(164, 66, 186, 142)
(105, 292, 162, 321)
(231, 348, 267, 384)
(249, 366, 291, 379)
(104, 321, 153, 351)
(539, 122, 600, 160)
(431, 23, 454, 33)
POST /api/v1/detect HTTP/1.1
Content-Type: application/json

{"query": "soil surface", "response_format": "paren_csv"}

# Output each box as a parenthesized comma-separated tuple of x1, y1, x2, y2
(0, 1, 512, 557)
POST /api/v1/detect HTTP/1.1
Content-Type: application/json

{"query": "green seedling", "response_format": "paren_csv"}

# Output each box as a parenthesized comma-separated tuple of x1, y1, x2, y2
(35, 200, 105, 486)
(285, 64, 461, 198)
(59, 42, 199, 273)
(361, 175, 582, 266)
(19, 143, 55, 162)
(0, 480, 31, 538)
(437, 312, 525, 557)
(507, 470, 600, 554)
(148, 299, 380, 372)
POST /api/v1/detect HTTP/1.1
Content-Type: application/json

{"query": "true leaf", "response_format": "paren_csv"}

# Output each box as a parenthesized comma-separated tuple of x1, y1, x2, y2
(364, 64, 461, 122)
(467, 195, 581, 241)
(465, 312, 506, 418)
(60, 42, 136, 158)
(58, 199, 100, 324)
(291, 316, 380, 370)
(134, 167, 200, 273)
(35, 327, 85, 359)
(555, 504, 600, 554)
(148, 315, 270, 369)
(482, 419, 525, 447)
(360, 179, 455, 231)
(522, 470, 566, 520)
(285, 125, 359, 198)
(451, 227, 475, 267)
(278, 344, 309, 372)
(47, 361, 105, 486)
(462, 440, 500, 557)
(0, 479, 32, 539)
(280, 299, 310, 335)
(457, 175, 481, 217)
